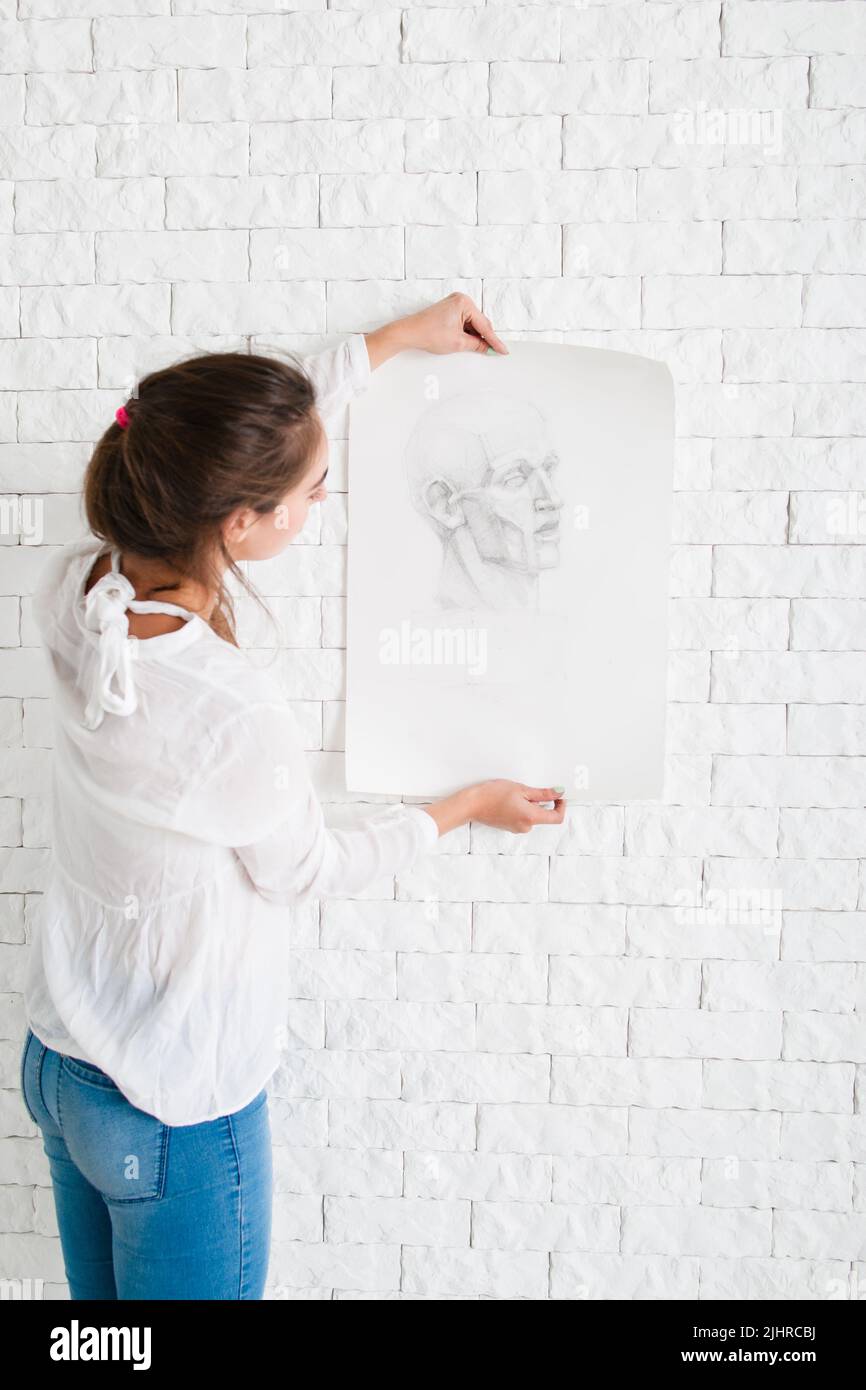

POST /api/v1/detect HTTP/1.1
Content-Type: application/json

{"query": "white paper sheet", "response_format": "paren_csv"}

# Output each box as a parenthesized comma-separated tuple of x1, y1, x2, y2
(346, 341, 674, 800)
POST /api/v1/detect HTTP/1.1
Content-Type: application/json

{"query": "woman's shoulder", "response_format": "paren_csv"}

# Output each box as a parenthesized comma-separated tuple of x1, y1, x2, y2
(31, 537, 105, 643)
(173, 639, 299, 747)
(33, 536, 102, 601)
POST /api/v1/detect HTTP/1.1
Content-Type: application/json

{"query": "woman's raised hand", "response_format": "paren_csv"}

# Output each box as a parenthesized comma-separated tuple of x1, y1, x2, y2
(365, 291, 509, 367)
(406, 291, 509, 356)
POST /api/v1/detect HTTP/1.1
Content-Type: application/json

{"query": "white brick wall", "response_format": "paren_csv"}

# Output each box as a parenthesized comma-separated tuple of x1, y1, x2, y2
(1, 1, 865, 1302)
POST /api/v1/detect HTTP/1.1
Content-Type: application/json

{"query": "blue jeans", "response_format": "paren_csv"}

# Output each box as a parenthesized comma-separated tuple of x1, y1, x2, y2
(19, 1026, 273, 1300)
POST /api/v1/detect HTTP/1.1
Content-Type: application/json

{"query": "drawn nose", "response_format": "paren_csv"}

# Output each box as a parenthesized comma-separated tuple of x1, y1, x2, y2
(533, 470, 562, 509)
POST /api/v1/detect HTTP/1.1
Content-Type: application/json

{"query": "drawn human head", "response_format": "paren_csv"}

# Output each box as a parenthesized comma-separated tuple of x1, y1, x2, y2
(404, 389, 563, 576)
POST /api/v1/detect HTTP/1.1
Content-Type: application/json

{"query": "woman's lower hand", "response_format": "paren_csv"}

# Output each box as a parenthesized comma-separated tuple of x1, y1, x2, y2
(470, 779, 567, 833)
(420, 779, 567, 837)
(365, 292, 509, 368)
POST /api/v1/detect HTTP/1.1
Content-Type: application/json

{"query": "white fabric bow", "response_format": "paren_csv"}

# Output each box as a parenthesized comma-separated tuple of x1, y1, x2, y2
(82, 569, 138, 729)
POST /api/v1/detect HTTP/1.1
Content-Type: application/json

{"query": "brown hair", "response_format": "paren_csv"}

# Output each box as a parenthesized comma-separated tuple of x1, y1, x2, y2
(84, 351, 325, 645)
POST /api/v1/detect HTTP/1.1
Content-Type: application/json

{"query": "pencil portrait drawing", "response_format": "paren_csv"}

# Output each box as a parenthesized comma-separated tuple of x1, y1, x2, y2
(403, 389, 563, 612)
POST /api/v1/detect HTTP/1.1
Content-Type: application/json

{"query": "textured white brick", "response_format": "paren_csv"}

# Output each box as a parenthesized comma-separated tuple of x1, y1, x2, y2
(783, 906, 866, 961)
(811, 56, 866, 110)
(321, 173, 476, 228)
(782, 1114, 866, 1162)
(787, 705, 866, 755)
(96, 229, 247, 283)
(473, 903, 625, 955)
(722, 110, 866, 167)
(491, 61, 649, 117)
(702, 1059, 853, 1112)
(649, 56, 809, 111)
(642, 275, 802, 328)
(701, 1159, 849, 1210)
(564, 221, 720, 276)
(179, 67, 330, 123)
(253, 120, 405, 175)
(165, 175, 318, 231)
(479, 170, 635, 224)
(713, 545, 866, 597)
(703, 961, 857, 1012)
(478, 1101, 628, 1158)
(666, 703, 786, 755)
(804, 275, 866, 328)
(0, 339, 95, 389)
(553, 1056, 702, 1108)
(725, 219, 866, 274)
(248, 12, 400, 67)
(404, 1149, 545, 1203)
(723, 3, 866, 59)
(773, 1212, 866, 1261)
(563, 4, 719, 61)
(699, 1257, 850, 1299)
(405, 116, 562, 173)
(14, 177, 164, 233)
(407, 225, 560, 279)
(623, 1204, 772, 1257)
(405, 10, 559, 64)
(563, 113, 721, 170)
(96, 122, 248, 177)
(401, 1244, 547, 1298)
(0, 19, 91, 72)
(472, 1199, 619, 1252)
(670, 597, 788, 651)
(551, 1251, 699, 1299)
(21, 284, 170, 337)
(674, 491, 788, 542)
(714, 439, 866, 490)
(333, 62, 486, 121)
(26, 71, 176, 126)
(0, 232, 92, 285)
(641, 1108, 783, 1161)
(794, 597, 866, 649)
(626, 806, 777, 857)
(93, 17, 246, 69)
(638, 168, 797, 220)
(724, 327, 866, 382)
(711, 756, 866, 811)
(250, 228, 403, 282)
(630, 1008, 781, 1060)
(798, 167, 866, 219)
(485, 277, 640, 330)
(172, 281, 324, 336)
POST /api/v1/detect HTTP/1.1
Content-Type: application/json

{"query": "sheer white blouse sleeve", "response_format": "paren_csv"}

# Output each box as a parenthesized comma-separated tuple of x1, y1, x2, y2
(302, 332, 372, 425)
(172, 700, 439, 904)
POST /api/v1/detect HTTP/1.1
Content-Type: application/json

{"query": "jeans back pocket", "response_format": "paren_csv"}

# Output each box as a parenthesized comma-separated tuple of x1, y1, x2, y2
(19, 1029, 42, 1127)
(58, 1055, 170, 1204)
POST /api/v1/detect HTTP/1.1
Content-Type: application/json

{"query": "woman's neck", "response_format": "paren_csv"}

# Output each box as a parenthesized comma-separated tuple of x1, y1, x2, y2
(116, 551, 219, 622)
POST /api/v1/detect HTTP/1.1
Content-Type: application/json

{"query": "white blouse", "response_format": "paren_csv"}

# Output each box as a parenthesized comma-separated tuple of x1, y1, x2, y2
(23, 333, 440, 1126)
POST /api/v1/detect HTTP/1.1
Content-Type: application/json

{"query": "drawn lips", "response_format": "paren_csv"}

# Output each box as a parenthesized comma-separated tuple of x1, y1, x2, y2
(536, 520, 560, 536)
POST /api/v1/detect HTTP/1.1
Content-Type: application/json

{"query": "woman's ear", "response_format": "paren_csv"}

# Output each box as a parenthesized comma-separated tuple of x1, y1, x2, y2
(222, 505, 260, 548)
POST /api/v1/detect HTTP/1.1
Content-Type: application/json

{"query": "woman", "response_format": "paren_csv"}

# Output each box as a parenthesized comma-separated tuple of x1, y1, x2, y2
(19, 292, 567, 1300)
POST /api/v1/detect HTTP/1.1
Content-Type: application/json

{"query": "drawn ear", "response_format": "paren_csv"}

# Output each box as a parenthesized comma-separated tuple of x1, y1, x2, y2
(421, 478, 465, 531)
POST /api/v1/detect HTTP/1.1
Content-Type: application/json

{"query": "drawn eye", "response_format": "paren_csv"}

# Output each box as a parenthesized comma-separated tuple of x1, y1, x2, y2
(501, 472, 525, 489)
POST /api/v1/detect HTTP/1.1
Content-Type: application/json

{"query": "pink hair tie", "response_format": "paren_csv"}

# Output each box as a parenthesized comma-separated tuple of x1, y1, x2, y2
(115, 405, 130, 430)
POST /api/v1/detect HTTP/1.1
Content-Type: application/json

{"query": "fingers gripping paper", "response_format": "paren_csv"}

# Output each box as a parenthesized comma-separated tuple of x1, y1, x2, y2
(346, 342, 674, 801)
